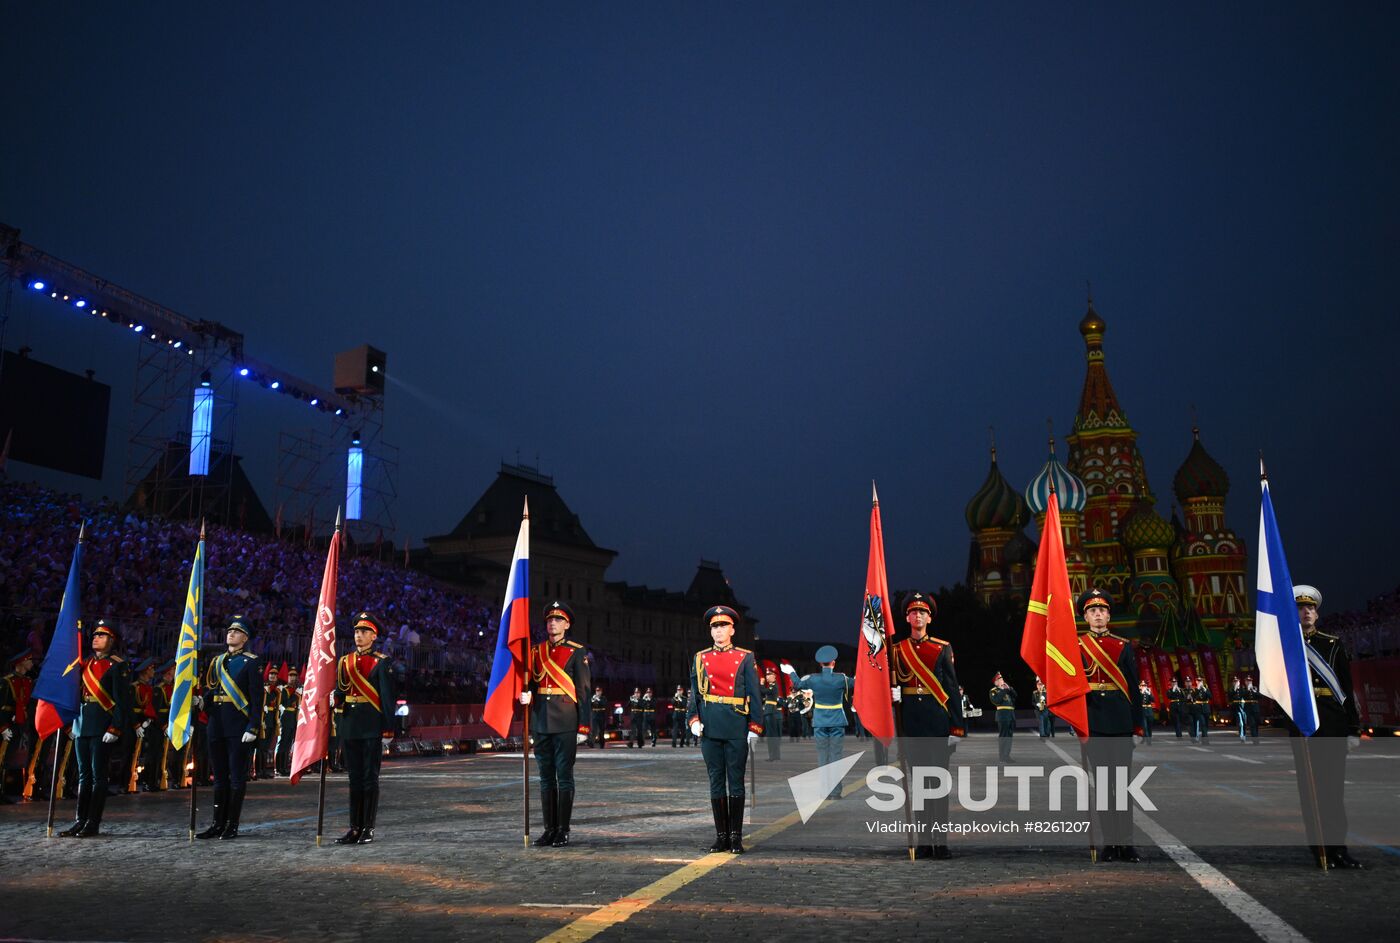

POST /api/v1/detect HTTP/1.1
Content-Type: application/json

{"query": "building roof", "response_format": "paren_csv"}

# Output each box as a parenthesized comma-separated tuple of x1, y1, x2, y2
(439, 463, 606, 549)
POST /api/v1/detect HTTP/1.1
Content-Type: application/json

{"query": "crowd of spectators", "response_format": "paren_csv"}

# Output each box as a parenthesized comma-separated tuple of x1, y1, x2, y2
(1324, 585, 1400, 658)
(0, 478, 500, 692)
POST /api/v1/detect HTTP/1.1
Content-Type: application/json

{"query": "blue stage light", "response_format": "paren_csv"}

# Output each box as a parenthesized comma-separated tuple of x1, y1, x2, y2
(335, 408, 344, 416)
(173, 340, 182, 349)
(133, 324, 144, 333)
(75, 299, 87, 308)
(270, 380, 280, 390)
(238, 367, 250, 377)
(190, 387, 214, 476)
(29, 280, 45, 291)
(346, 444, 364, 521)
(309, 398, 319, 406)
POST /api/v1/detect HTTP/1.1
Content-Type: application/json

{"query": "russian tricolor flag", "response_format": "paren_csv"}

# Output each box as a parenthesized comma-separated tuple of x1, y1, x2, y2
(1255, 465, 1319, 736)
(483, 499, 530, 738)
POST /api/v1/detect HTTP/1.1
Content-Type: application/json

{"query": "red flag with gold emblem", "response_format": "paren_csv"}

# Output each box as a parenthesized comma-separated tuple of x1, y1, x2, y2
(1020, 490, 1089, 740)
(854, 483, 896, 744)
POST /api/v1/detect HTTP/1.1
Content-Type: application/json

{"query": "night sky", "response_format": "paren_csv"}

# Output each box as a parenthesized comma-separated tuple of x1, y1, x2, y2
(3, 3, 1397, 642)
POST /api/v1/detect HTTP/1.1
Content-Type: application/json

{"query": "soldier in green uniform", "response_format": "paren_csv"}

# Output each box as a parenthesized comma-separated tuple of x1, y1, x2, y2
(688, 605, 763, 853)
(333, 612, 395, 845)
(989, 672, 1017, 762)
(59, 619, 132, 837)
(1242, 678, 1260, 744)
(627, 687, 642, 748)
(275, 666, 300, 776)
(1138, 680, 1154, 744)
(1231, 678, 1249, 741)
(1077, 588, 1144, 863)
(1189, 677, 1211, 742)
(759, 665, 783, 760)
(591, 686, 609, 748)
(1287, 584, 1363, 869)
(1033, 677, 1054, 738)
(1167, 678, 1188, 738)
(519, 600, 591, 847)
(195, 616, 261, 840)
(641, 688, 657, 746)
(254, 669, 277, 779)
(143, 659, 174, 792)
(669, 685, 687, 748)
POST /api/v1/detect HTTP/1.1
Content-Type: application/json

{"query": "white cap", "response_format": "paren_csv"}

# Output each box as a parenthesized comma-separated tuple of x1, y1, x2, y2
(1293, 584, 1322, 607)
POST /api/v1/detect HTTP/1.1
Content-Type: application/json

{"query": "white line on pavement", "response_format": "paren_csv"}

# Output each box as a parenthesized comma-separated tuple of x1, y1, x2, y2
(1221, 754, 1265, 765)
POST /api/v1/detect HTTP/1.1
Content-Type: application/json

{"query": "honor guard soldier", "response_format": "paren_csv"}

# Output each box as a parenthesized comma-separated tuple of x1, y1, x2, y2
(519, 601, 591, 847)
(590, 686, 608, 749)
(1231, 678, 1248, 740)
(59, 619, 132, 837)
(1189, 677, 1211, 741)
(1242, 678, 1260, 744)
(640, 688, 657, 746)
(194, 615, 260, 840)
(669, 685, 688, 747)
(687, 605, 763, 854)
(989, 672, 1017, 762)
(1287, 585, 1363, 869)
(1167, 678, 1188, 737)
(334, 612, 396, 845)
(146, 660, 175, 791)
(627, 688, 642, 747)
(1, 651, 37, 803)
(889, 592, 965, 859)
(1138, 680, 1154, 744)
(1078, 589, 1144, 863)
(258, 667, 279, 778)
(1033, 678, 1054, 738)
(759, 665, 784, 760)
(125, 657, 158, 792)
(275, 666, 301, 775)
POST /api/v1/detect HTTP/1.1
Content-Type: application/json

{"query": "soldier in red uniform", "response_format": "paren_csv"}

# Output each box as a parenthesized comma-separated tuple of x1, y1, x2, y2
(1078, 588, 1144, 863)
(59, 619, 132, 837)
(687, 605, 763, 854)
(124, 657, 158, 792)
(1, 650, 37, 803)
(519, 600, 591, 847)
(146, 659, 175, 791)
(333, 612, 395, 845)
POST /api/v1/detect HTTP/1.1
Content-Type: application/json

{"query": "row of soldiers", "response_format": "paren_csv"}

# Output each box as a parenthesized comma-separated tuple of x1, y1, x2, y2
(1028, 672, 1262, 743)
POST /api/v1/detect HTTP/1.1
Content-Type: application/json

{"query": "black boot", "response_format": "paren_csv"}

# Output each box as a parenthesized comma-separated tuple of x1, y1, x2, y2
(77, 790, 107, 837)
(1099, 845, 1120, 862)
(1327, 846, 1363, 869)
(1119, 845, 1142, 863)
(335, 788, 363, 844)
(220, 786, 245, 839)
(58, 786, 91, 837)
(358, 791, 378, 844)
(554, 791, 573, 847)
(534, 787, 558, 847)
(195, 787, 228, 839)
(932, 845, 951, 860)
(727, 795, 746, 854)
(709, 797, 729, 852)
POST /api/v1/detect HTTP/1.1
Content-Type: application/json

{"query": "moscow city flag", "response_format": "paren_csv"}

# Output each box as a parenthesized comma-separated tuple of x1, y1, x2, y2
(1021, 490, 1089, 740)
(483, 499, 530, 739)
(853, 483, 896, 744)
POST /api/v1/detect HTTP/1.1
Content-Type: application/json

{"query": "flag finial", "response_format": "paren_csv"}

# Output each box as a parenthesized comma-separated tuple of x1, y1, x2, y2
(1259, 452, 1268, 482)
(334, 506, 343, 530)
(199, 518, 206, 540)
(871, 480, 879, 505)
(77, 520, 86, 542)
(522, 495, 530, 519)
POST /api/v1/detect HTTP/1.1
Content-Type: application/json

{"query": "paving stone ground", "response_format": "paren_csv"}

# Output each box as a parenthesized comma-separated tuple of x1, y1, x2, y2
(1, 733, 1394, 942)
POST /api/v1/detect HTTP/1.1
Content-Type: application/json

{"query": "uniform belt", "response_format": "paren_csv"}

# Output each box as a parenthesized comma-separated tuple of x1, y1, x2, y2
(82, 695, 104, 703)
(537, 686, 568, 695)
(213, 695, 238, 703)
(1315, 687, 1334, 697)
(1087, 683, 1120, 691)
(344, 695, 375, 704)
(703, 693, 745, 706)
(764, 699, 778, 706)
(900, 686, 938, 695)
(815, 702, 842, 710)
(996, 706, 1015, 710)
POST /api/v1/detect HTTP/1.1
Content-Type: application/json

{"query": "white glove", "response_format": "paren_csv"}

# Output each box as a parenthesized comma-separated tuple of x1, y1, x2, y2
(241, 731, 257, 743)
(519, 691, 533, 705)
(747, 731, 759, 743)
(947, 736, 956, 748)
(69, 727, 78, 740)
(193, 695, 204, 709)
(135, 725, 146, 739)
(891, 687, 902, 703)
(1348, 735, 1361, 751)
(780, 664, 796, 676)
(102, 732, 119, 744)
(1133, 735, 1144, 746)
(690, 720, 703, 737)
(576, 733, 588, 745)
(1, 728, 12, 741)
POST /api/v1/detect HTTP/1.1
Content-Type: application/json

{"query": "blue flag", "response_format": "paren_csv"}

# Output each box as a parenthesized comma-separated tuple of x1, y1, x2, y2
(32, 523, 85, 739)
(167, 529, 205, 750)
(1254, 470, 1319, 736)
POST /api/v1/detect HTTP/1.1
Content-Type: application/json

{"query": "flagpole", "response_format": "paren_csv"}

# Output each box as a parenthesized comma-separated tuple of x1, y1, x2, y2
(45, 735, 61, 838)
(186, 741, 197, 840)
(523, 642, 531, 847)
(314, 507, 342, 847)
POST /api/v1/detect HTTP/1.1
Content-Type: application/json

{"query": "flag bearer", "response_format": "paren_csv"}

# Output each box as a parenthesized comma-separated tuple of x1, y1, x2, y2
(59, 620, 131, 837)
(334, 612, 395, 845)
(195, 615, 260, 840)
(519, 601, 591, 847)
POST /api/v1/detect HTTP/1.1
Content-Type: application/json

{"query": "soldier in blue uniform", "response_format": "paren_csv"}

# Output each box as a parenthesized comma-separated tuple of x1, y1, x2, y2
(989, 672, 1017, 762)
(519, 601, 591, 848)
(1078, 588, 1144, 863)
(334, 611, 396, 845)
(687, 605, 763, 854)
(889, 592, 965, 859)
(1287, 584, 1363, 869)
(194, 615, 260, 840)
(58, 619, 132, 837)
(1166, 678, 1188, 737)
(785, 645, 853, 792)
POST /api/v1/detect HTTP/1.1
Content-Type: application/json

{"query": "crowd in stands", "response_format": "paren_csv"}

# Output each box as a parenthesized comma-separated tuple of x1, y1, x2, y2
(0, 478, 499, 693)
(1325, 585, 1400, 658)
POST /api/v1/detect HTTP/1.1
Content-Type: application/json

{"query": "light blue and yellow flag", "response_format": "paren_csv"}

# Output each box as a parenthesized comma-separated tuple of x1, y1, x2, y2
(167, 526, 205, 750)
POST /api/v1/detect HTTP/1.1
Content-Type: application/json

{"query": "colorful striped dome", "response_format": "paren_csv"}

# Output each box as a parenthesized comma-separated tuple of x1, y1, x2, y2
(1025, 440, 1087, 514)
(1122, 502, 1176, 550)
(1173, 428, 1229, 501)
(965, 449, 1029, 531)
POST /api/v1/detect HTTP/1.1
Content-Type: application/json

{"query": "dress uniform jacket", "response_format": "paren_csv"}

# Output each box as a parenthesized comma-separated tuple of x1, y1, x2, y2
(793, 668, 852, 730)
(73, 654, 132, 738)
(686, 647, 764, 739)
(336, 650, 395, 739)
(1078, 632, 1143, 736)
(528, 639, 591, 735)
(201, 650, 261, 739)
(890, 635, 964, 737)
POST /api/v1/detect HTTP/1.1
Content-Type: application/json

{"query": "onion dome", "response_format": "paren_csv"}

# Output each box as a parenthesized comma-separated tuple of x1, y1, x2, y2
(1079, 298, 1106, 342)
(1122, 501, 1175, 551)
(1025, 438, 1087, 515)
(1002, 529, 1036, 565)
(1172, 427, 1230, 501)
(965, 448, 1029, 531)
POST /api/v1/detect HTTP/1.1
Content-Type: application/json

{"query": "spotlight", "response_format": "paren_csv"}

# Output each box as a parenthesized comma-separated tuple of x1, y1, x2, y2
(238, 367, 249, 377)
(309, 398, 319, 406)
(371, 364, 380, 373)
(200, 371, 212, 387)
(50, 291, 58, 298)
(352, 430, 362, 445)
(335, 408, 344, 416)
(270, 380, 280, 390)
(173, 340, 182, 349)
(133, 324, 144, 333)
(187, 348, 195, 356)
(75, 299, 87, 309)
(29, 280, 45, 291)
(62, 294, 70, 301)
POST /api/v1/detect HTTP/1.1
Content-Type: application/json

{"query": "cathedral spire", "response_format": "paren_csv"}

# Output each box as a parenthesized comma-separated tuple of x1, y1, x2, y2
(1074, 297, 1128, 433)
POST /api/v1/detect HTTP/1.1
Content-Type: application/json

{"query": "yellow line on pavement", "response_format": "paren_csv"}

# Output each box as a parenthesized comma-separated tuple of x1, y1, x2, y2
(535, 781, 860, 943)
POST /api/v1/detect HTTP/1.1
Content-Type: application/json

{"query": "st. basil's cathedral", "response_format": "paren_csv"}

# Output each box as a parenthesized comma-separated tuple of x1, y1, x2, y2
(964, 298, 1251, 708)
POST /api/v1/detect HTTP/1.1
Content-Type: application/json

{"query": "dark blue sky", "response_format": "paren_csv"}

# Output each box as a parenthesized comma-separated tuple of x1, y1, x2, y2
(4, 3, 1397, 641)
